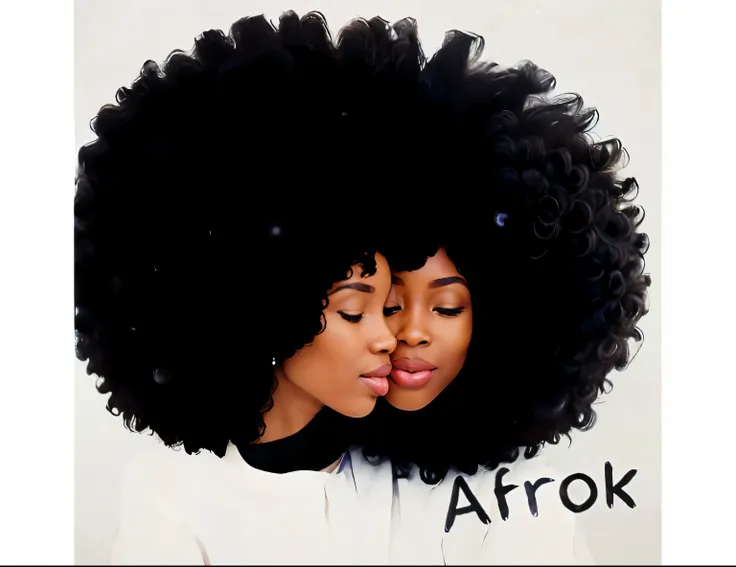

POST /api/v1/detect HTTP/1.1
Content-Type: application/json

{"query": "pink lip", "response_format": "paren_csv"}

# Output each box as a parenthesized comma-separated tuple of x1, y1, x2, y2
(389, 368, 435, 389)
(361, 363, 392, 378)
(391, 357, 437, 373)
(360, 363, 391, 397)
(360, 376, 390, 396)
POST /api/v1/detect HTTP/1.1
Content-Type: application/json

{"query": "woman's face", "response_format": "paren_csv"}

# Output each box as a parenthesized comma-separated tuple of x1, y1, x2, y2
(383, 248, 473, 411)
(282, 252, 398, 418)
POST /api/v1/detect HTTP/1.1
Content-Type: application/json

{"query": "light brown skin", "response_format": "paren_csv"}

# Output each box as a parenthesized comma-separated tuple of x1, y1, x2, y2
(259, 252, 397, 443)
(383, 248, 473, 411)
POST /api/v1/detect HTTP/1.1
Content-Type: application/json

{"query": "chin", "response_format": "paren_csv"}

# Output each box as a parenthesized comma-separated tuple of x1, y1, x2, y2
(336, 397, 378, 419)
(384, 391, 434, 412)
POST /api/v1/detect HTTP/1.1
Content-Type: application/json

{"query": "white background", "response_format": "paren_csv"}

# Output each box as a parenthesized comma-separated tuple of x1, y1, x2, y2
(9, 0, 736, 565)
(72, 0, 661, 564)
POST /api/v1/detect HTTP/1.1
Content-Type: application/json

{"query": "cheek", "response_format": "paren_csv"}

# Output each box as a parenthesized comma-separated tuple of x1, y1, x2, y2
(283, 332, 336, 381)
(306, 323, 360, 372)
(440, 318, 473, 365)
(284, 342, 344, 397)
(459, 316, 473, 353)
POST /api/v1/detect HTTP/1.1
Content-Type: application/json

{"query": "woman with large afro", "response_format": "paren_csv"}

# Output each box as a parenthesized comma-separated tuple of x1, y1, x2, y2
(351, 17, 651, 566)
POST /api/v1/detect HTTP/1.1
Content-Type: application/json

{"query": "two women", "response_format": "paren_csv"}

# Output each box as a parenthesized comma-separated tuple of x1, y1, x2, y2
(75, 9, 650, 565)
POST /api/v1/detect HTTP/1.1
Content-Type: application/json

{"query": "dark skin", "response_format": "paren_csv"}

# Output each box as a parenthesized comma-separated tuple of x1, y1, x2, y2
(262, 252, 397, 444)
(383, 248, 473, 411)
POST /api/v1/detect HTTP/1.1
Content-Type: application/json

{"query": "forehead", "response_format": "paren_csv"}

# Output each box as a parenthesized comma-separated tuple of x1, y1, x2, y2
(393, 248, 459, 281)
(343, 252, 388, 281)
(327, 252, 389, 294)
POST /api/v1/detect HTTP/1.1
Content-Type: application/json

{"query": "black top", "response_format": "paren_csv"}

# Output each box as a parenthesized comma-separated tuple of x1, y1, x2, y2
(234, 406, 358, 474)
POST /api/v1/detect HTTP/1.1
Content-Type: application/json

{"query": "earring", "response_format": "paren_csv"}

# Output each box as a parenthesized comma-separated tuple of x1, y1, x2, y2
(272, 358, 276, 366)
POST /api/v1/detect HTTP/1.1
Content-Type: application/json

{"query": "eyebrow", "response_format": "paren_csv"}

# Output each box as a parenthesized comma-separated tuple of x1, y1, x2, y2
(429, 276, 469, 289)
(391, 275, 469, 289)
(327, 282, 375, 296)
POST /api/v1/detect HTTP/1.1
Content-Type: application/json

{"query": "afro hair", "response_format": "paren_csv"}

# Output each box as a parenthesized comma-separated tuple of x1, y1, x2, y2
(356, 23, 651, 484)
(74, 10, 436, 456)
(75, 10, 650, 474)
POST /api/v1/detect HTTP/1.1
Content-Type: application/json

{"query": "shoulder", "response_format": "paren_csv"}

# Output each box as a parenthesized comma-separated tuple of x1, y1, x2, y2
(119, 444, 226, 508)
(122, 444, 214, 482)
(112, 447, 219, 565)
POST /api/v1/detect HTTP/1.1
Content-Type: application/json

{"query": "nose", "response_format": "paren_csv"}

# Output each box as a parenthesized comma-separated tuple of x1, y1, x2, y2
(395, 308, 431, 347)
(370, 318, 398, 355)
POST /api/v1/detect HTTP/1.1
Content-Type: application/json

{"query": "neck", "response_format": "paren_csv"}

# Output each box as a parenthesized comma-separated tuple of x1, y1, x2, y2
(258, 366, 324, 443)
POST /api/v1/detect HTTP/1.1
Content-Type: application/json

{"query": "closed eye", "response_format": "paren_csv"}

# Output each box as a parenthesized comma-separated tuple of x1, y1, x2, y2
(434, 307, 465, 317)
(383, 305, 402, 317)
(338, 311, 364, 323)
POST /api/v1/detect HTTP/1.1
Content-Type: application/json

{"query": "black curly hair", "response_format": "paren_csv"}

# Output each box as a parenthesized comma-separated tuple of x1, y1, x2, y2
(74, 10, 436, 457)
(355, 24, 652, 484)
(76, 10, 650, 473)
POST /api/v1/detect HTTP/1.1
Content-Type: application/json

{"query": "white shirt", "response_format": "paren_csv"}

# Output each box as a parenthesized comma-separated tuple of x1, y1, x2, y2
(111, 444, 396, 565)
(111, 444, 592, 565)
(347, 453, 595, 565)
